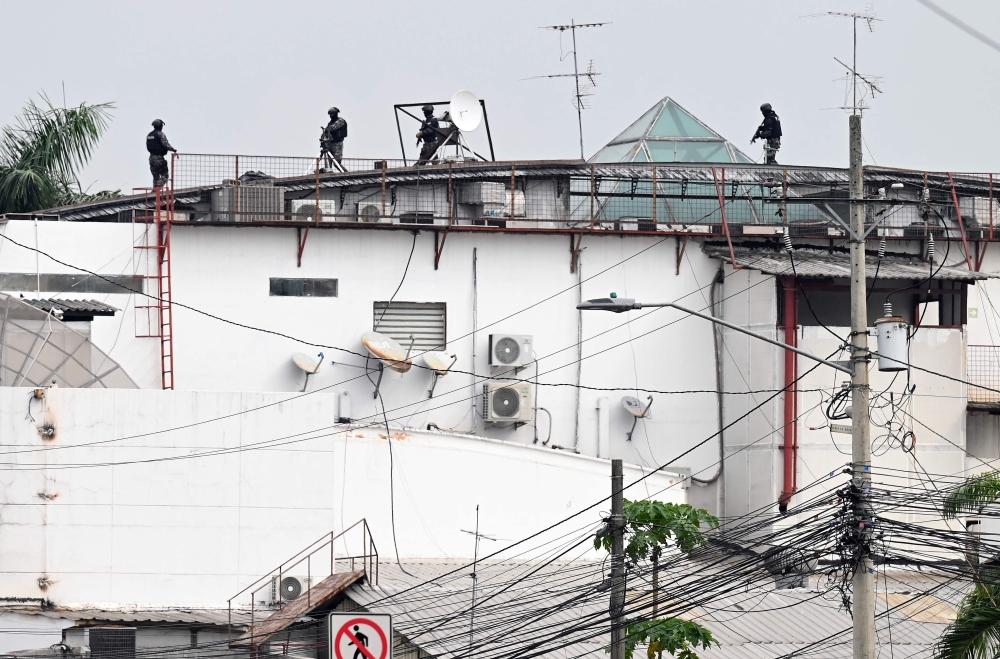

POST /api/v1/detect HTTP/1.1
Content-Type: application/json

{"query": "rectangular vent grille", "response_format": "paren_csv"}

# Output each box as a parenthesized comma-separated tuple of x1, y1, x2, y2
(372, 302, 446, 352)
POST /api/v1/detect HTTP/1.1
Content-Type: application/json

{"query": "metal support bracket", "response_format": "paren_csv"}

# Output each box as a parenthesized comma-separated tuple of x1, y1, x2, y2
(570, 233, 584, 273)
(675, 235, 689, 275)
(297, 227, 310, 267)
(434, 228, 449, 270)
(947, 172, 975, 270)
(711, 167, 741, 269)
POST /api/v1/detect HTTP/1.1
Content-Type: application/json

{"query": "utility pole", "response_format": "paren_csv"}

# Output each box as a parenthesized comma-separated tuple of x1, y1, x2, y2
(849, 114, 875, 659)
(610, 459, 625, 659)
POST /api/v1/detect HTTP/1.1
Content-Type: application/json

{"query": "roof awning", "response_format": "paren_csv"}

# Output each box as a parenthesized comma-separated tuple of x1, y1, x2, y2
(24, 298, 118, 321)
(703, 244, 993, 281)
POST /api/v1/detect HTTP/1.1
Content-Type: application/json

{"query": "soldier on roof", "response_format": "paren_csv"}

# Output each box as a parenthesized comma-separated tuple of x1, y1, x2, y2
(751, 103, 782, 165)
(146, 119, 177, 188)
(415, 105, 441, 166)
(320, 107, 348, 169)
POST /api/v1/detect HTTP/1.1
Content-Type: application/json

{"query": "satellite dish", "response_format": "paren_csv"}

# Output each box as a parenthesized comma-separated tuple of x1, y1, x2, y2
(622, 395, 654, 442)
(423, 351, 458, 376)
(362, 331, 412, 373)
(622, 396, 645, 418)
(291, 352, 325, 392)
(293, 352, 323, 374)
(422, 351, 458, 398)
(449, 90, 483, 132)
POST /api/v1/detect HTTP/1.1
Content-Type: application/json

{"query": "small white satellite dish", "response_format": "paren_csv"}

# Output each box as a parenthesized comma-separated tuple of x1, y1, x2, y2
(423, 351, 458, 376)
(293, 352, 323, 375)
(449, 90, 483, 132)
(423, 351, 458, 398)
(622, 395, 654, 442)
(292, 351, 325, 392)
(622, 396, 645, 418)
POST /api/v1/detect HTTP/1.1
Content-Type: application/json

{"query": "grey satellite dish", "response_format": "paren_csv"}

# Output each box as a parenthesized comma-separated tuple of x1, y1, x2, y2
(622, 395, 653, 441)
(423, 350, 458, 398)
(449, 90, 483, 132)
(292, 351, 325, 392)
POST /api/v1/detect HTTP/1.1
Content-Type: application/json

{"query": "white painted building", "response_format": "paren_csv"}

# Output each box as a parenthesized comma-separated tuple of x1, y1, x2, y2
(0, 102, 997, 634)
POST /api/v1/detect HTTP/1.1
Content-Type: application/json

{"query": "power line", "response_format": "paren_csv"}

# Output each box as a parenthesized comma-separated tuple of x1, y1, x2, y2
(912, 0, 1000, 55)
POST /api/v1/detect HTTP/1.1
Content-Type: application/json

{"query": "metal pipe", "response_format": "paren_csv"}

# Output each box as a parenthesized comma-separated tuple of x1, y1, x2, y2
(779, 276, 798, 511)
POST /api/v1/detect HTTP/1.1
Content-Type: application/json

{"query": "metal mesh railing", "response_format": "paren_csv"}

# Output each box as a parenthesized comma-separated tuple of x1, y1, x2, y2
(166, 154, 1000, 241)
(968, 345, 1000, 403)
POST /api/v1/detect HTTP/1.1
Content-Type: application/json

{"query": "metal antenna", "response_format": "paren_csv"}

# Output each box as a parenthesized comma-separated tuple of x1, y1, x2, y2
(530, 20, 609, 159)
(461, 506, 495, 654)
(804, 4, 881, 115)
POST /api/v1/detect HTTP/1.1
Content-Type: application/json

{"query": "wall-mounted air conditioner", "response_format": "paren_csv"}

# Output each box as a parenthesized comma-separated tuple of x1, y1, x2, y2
(289, 199, 338, 221)
(275, 575, 313, 602)
(357, 203, 384, 223)
(489, 334, 533, 368)
(482, 382, 533, 423)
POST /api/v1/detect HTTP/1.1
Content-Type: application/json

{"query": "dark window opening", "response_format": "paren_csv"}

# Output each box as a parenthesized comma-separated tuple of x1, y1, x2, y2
(786, 278, 967, 328)
(269, 278, 338, 297)
(0, 273, 142, 295)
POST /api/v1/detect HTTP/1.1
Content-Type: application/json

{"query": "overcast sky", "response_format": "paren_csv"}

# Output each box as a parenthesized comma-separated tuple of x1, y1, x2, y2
(2, 0, 998, 193)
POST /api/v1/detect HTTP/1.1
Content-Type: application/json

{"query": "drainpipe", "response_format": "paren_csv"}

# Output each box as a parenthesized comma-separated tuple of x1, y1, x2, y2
(779, 276, 798, 512)
(597, 396, 610, 459)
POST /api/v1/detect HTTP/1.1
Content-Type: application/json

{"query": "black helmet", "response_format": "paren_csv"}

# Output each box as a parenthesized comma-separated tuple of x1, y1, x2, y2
(760, 103, 772, 114)
(421, 104, 434, 114)
(328, 107, 339, 115)
(152, 119, 164, 129)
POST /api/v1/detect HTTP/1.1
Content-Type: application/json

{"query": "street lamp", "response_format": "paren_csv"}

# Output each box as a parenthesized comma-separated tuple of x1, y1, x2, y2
(577, 293, 852, 375)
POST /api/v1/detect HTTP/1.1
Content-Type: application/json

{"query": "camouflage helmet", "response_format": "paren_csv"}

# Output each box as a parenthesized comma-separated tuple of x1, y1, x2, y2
(421, 104, 434, 114)
(152, 119, 165, 129)
(760, 103, 772, 114)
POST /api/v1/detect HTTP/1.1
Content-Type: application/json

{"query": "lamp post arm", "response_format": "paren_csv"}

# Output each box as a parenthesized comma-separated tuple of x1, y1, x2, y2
(637, 302, 852, 375)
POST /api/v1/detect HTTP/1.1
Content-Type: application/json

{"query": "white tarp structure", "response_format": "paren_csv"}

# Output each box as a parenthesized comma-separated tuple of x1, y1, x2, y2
(0, 293, 137, 389)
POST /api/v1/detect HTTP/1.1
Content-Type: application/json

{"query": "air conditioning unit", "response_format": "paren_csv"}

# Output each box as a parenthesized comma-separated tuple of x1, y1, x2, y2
(289, 199, 338, 221)
(211, 180, 285, 222)
(483, 382, 534, 423)
(264, 575, 313, 603)
(357, 203, 383, 223)
(489, 334, 533, 368)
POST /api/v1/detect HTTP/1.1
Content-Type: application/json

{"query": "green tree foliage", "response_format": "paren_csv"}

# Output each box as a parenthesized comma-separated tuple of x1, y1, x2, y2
(597, 499, 720, 659)
(943, 471, 1000, 519)
(0, 94, 118, 215)
(623, 619, 718, 659)
(934, 471, 1000, 659)
(594, 499, 720, 559)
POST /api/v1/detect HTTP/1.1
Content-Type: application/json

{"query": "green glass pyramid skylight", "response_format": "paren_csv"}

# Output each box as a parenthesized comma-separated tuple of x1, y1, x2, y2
(590, 97, 753, 164)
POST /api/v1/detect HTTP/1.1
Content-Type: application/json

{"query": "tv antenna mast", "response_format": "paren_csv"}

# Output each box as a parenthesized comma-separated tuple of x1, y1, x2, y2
(530, 20, 608, 159)
(805, 4, 881, 114)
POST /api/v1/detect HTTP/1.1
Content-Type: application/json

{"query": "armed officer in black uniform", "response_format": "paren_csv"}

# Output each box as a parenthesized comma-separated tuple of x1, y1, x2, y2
(320, 107, 348, 169)
(146, 119, 177, 188)
(415, 105, 441, 165)
(751, 103, 782, 165)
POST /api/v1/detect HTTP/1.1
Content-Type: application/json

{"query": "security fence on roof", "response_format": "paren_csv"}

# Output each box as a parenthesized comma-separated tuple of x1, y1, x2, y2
(167, 154, 999, 243)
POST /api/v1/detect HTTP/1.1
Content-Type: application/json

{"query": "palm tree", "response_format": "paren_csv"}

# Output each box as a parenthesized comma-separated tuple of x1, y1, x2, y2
(935, 471, 1000, 659)
(0, 93, 118, 215)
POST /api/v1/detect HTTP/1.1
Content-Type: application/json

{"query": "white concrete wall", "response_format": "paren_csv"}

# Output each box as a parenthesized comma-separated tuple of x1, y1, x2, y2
(0, 220, 723, 482)
(0, 387, 685, 608)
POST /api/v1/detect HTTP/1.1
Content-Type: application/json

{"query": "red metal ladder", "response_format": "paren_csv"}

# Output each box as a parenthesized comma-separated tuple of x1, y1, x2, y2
(132, 186, 175, 390)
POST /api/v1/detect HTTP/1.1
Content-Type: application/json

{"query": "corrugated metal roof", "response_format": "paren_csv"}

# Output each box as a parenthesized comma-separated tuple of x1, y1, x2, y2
(1, 607, 253, 626)
(703, 244, 992, 281)
(24, 299, 118, 317)
(342, 560, 953, 659)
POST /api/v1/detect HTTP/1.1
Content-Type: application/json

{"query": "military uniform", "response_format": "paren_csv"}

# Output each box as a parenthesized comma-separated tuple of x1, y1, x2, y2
(146, 124, 176, 188)
(752, 108, 782, 165)
(416, 114, 441, 165)
(321, 116, 347, 165)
